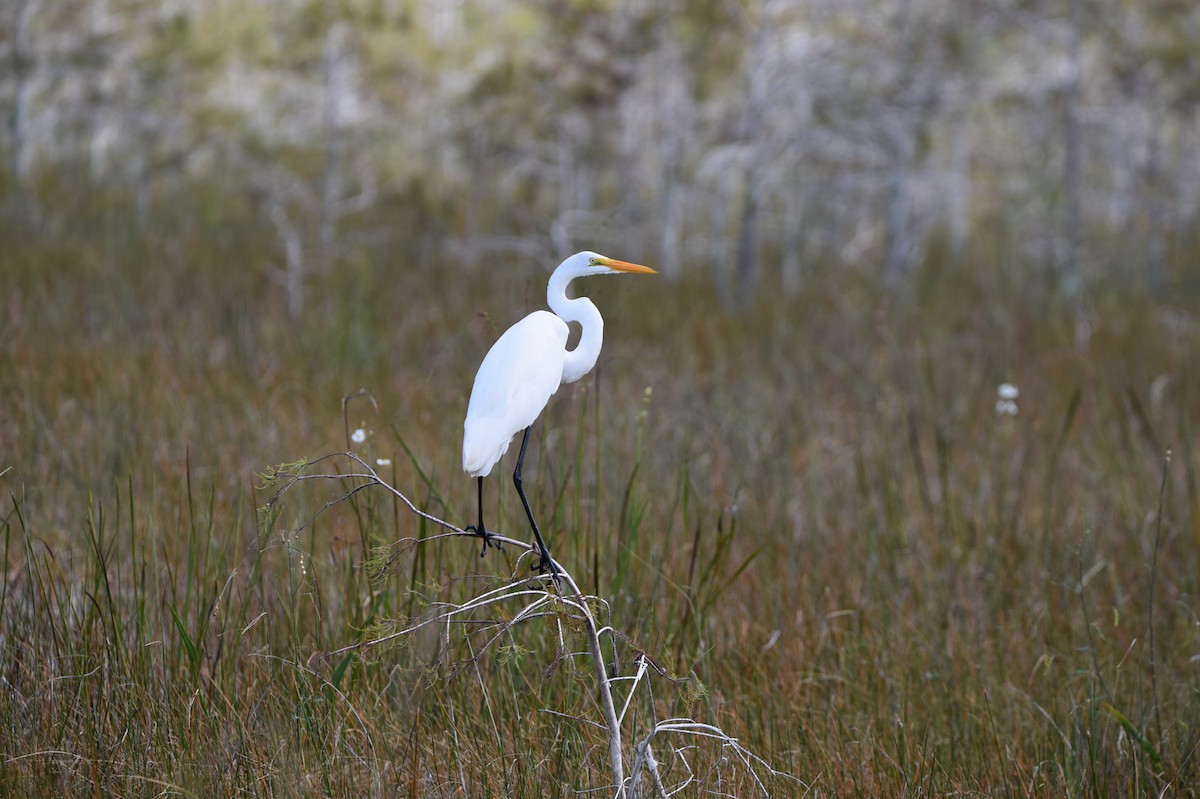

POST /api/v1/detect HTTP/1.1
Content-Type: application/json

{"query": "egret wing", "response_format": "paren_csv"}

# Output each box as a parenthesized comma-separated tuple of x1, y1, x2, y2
(463, 311, 569, 477)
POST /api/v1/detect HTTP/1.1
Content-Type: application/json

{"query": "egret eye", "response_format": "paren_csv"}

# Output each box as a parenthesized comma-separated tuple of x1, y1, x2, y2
(590, 258, 599, 265)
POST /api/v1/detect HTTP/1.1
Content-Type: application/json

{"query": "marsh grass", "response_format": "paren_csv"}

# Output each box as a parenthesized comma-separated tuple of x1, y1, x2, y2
(2, 177, 1200, 795)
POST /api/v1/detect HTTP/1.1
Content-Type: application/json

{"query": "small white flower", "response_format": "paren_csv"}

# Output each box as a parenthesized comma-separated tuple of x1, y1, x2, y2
(995, 383, 1019, 416)
(351, 428, 366, 444)
(375, 458, 392, 466)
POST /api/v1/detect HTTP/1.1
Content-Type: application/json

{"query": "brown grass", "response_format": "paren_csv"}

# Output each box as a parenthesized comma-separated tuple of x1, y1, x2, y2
(2, 181, 1198, 796)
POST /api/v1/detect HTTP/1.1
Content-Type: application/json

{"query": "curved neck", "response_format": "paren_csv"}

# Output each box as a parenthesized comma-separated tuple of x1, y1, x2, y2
(548, 267, 603, 384)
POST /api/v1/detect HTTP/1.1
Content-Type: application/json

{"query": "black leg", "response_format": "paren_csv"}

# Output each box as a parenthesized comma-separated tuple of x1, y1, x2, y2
(513, 426, 555, 574)
(465, 475, 496, 557)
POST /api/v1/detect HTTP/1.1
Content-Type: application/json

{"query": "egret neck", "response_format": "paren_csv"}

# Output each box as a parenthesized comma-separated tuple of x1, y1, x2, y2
(549, 267, 604, 385)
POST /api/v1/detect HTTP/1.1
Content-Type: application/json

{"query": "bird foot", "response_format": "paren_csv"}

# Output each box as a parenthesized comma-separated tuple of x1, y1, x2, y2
(464, 524, 500, 558)
(532, 549, 558, 577)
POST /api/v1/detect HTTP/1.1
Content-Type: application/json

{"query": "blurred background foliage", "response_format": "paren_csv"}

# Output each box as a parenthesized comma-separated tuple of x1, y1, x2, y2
(4, 0, 1198, 302)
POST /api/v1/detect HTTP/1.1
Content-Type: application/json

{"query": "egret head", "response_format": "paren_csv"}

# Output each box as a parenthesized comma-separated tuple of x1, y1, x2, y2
(564, 251, 657, 278)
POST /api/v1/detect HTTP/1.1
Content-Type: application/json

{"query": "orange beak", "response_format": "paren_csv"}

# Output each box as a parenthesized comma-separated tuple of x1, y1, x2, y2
(599, 257, 656, 274)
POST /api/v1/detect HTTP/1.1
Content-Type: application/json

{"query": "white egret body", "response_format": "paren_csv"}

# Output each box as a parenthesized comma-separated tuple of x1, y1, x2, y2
(462, 251, 655, 570)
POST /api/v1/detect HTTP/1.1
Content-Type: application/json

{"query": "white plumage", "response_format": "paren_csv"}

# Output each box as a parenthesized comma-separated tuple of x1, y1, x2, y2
(460, 250, 655, 571)
(463, 310, 569, 477)
(462, 250, 655, 479)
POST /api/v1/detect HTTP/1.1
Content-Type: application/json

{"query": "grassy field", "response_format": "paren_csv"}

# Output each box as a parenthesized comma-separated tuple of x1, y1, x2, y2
(2, 186, 1199, 797)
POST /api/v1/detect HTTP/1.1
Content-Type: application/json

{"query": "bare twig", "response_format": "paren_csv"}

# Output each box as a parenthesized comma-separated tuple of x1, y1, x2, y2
(263, 448, 788, 797)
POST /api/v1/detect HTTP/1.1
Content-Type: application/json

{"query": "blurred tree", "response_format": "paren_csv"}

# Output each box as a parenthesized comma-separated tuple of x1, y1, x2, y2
(1093, 0, 1200, 294)
(2, 0, 1197, 299)
(6, 0, 38, 186)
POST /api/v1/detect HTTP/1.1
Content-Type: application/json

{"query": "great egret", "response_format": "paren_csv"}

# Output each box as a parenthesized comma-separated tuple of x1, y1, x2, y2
(463, 251, 656, 573)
